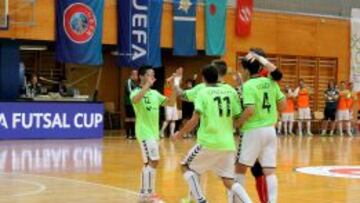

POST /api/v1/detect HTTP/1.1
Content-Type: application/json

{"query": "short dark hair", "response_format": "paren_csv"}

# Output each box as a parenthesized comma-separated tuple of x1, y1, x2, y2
(138, 66, 153, 76)
(212, 60, 227, 77)
(202, 64, 218, 84)
(241, 58, 261, 75)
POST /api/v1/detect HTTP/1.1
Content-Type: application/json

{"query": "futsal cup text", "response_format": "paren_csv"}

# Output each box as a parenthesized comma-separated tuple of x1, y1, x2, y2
(0, 113, 103, 129)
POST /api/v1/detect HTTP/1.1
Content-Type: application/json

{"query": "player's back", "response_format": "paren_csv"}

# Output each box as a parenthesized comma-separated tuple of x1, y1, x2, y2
(241, 77, 285, 132)
(195, 84, 241, 151)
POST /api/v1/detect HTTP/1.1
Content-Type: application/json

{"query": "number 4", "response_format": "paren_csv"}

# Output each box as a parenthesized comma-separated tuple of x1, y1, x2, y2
(262, 93, 271, 113)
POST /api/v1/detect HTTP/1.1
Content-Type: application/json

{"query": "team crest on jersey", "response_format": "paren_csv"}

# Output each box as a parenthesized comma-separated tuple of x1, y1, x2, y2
(296, 166, 360, 179)
(63, 3, 97, 44)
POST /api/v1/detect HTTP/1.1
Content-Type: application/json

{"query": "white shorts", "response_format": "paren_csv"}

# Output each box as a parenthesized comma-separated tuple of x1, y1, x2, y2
(238, 126, 277, 168)
(298, 108, 311, 120)
(181, 144, 235, 178)
(281, 113, 295, 122)
(350, 111, 353, 120)
(165, 106, 178, 121)
(139, 139, 160, 164)
(337, 110, 350, 121)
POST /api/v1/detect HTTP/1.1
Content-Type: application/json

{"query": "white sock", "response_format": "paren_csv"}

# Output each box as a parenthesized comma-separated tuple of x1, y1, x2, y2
(170, 121, 176, 136)
(298, 122, 303, 135)
(161, 121, 169, 136)
(307, 121, 311, 134)
(183, 171, 206, 202)
(339, 122, 343, 135)
(289, 122, 293, 133)
(141, 165, 156, 194)
(231, 182, 252, 203)
(277, 122, 282, 133)
(330, 130, 334, 136)
(266, 174, 278, 203)
(284, 122, 288, 135)
(346, 122, 352, 136)
(321, 129, 326, 135)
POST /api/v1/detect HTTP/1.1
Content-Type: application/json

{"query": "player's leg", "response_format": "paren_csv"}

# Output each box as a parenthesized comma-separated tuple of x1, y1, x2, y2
(181, 144, 209, 203)
(345, 110, 352, 136)
(216, 152, 252, 203)
(250, 161, 268, 203)
(321, 108, 329, 135)
(306, 108, 312, 136)
(139, 139, 160, 200)
(298, 109, 303, 136)
(258, 126, 278, 203)
(289, 113, 294, 135)
(337, 111, 344, 136)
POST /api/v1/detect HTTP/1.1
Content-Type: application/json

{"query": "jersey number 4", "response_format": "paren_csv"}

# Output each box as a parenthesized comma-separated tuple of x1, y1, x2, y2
(262, 92, 271, 113)
(214, 96, 231, 117)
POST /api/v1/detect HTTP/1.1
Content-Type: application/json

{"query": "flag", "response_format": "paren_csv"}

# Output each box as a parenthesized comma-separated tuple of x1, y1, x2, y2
(173, 0, 197, 56)
(236, 0, 253, 37)
(56, 0, 104, 65)
(118, 0, 163, 68)
(351, 8, 360, 91)
(205, 0, 227, 56)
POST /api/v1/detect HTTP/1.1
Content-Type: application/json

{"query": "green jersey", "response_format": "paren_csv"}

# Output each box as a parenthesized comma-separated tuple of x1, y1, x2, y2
(183, 83, 206, 102)
(130, 88, 166, 141)
(194, 84, 241, 151)
(241, 77, 285, 132)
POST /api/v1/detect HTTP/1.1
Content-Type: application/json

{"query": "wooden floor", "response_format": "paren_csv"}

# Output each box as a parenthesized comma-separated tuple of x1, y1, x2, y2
(0, 132, 359, 203)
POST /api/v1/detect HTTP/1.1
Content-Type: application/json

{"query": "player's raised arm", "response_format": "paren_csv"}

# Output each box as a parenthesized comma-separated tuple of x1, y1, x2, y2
(132, 76, 156, 104)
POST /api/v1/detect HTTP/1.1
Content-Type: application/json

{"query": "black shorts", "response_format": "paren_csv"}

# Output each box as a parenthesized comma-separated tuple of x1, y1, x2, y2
(324, 107, 336, 121)
(125, 105, 135, 118)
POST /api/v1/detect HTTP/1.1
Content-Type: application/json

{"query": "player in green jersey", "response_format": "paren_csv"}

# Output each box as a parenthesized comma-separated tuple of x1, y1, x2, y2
(235, 53, 287, 203)
(130, 66, 171, 203)
(174, 64, 252, 203)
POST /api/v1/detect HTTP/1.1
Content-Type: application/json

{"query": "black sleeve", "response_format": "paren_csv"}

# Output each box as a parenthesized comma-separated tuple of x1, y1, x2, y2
(270, 69, 283, 81)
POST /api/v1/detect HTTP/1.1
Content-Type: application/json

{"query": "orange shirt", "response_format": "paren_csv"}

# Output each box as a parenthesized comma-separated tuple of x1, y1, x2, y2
(297, 88, 310, 108)
(337, 90, 350, 110)
(283, 98, 295, 113)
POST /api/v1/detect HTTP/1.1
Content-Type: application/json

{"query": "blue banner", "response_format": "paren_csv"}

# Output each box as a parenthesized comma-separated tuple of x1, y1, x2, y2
(0, 102, 104, 139)
(205, 0, 227, 56)
(56, 0, 104, 65)
(117, 0, 163, 68)
(173, 0, 197, 56)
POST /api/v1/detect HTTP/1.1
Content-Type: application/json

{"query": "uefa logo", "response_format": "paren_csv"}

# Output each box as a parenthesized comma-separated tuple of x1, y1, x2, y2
(63, 3, 97, 44)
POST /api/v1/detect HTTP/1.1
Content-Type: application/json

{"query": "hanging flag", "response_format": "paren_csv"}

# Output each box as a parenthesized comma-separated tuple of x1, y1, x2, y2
(56, 0, 104, 65)
(117, 0, 163, 68)
(351, 8, 360, 92)
(173, 0, 197, 56)
(236, 0, 253, 37)
(205, 0, 227, 56)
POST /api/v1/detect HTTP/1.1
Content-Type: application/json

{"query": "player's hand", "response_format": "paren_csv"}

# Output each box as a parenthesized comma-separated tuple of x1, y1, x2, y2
(193, 74, 198, 80)
(245, 52, 256, 63)
(172, 131, 182, 141)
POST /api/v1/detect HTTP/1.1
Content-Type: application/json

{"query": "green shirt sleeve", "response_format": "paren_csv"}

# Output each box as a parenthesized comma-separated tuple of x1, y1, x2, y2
(274, 82, 285, 101)
(155, 90, 167, 106)
(242, 84, 256, 106)
(194, 92, 204, 114)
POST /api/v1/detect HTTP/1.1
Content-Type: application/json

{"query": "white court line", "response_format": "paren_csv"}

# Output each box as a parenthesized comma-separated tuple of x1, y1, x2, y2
(0, 176, 46, 198)
(0, 172, 138, 195)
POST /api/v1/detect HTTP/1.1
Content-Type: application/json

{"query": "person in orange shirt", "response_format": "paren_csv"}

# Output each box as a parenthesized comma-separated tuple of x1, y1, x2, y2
(294, 79, 313, 136)
(321, 80, 339, 136)
(337, 81, 352, 136)
(280, 84, 295, 136)
(346, 82, 357, 135)
(160, 68, 182, 138)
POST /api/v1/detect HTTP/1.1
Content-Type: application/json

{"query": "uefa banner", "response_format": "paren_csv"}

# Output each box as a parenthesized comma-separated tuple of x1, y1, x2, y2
(117, 0, 163, 68)
(351, 8, 360, 91)
(0, 102, 104, 139)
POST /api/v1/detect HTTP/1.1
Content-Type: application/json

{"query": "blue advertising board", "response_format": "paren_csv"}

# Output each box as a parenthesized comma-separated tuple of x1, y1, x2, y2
(0, 102, 104, 139)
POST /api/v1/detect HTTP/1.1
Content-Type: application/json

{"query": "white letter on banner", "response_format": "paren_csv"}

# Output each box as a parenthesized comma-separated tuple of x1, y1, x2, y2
(0, 114, 8, 129)
(94, 113, 103, 128)
(12, 113, 22, 129)
(74, 114, 83, 128)
(43, 113, 52, 129)
(133, 14, 147, 27)
(32, 113, 42, 128)
(132, 43, 147, 61)
(133, 0, 148, 11)
(52, 114, 62, 128)
(62, 114, 71, 128)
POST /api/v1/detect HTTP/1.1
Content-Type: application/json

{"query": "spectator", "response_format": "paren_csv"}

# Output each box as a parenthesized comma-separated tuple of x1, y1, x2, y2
(337, 81, 352, 136)
(294, 79, 313, 136)
(124, 70, 138, 139)
(181, 78, 196, 138)
(27, 74, 42, 97)
(321, 80, 339, 136)
(279, 84, 295, 136)
(346, 82, 357, 135)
